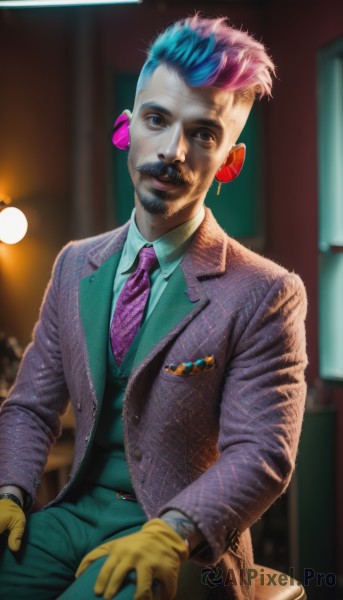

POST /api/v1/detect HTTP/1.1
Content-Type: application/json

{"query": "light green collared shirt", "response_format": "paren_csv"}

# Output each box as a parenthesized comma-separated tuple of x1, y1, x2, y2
(111, 207, 205, 321)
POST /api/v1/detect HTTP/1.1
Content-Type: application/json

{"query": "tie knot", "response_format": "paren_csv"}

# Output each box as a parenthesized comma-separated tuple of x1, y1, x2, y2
(138, 246, 157, 273)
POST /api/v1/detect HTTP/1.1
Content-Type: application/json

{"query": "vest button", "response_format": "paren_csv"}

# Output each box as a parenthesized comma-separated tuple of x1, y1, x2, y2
(133, 414, 140, 424)
(133, 449, 142, 460)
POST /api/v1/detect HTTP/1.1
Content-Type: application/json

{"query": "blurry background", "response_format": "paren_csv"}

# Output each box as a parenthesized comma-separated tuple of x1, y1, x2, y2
(0, 0, 343, 598)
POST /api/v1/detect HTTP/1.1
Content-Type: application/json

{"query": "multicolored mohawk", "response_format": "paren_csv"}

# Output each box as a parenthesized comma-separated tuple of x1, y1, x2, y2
(137, 14, 275, 100)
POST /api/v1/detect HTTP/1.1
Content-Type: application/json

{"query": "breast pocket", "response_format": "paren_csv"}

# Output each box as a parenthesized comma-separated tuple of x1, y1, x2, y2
(162, 354, 216, 380)
(158, 354, 220, 422)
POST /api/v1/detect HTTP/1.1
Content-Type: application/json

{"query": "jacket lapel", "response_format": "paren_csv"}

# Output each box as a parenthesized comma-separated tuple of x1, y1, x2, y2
(128, 208, 229, 378)
(79, 251, 121, 404)
(78, 221, 130, 404)
(132, 264, 200, 370)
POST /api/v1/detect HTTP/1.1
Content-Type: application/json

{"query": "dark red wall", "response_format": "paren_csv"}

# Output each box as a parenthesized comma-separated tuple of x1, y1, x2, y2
(266, 0, 343, 383)
(265, 0, 343, 575)
(0, 9, 73, 343)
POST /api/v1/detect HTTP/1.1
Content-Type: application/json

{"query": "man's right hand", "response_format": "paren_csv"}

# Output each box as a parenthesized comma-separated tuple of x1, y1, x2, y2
(0, 499, 26, 551)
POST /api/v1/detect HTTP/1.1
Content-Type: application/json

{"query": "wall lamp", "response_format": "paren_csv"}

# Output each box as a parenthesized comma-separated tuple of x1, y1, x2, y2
(0, 195, 28, 245)
(0, 0, 141, 7)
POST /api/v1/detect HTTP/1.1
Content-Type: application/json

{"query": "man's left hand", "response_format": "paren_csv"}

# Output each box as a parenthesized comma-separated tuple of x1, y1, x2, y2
(75, 518, 189, 600)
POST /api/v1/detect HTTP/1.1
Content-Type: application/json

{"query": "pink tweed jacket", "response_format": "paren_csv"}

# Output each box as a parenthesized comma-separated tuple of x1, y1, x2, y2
(0, 209, 307, 599)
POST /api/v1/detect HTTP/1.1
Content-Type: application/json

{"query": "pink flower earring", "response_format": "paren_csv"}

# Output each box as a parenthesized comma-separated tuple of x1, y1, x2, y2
(112, 113, 130, 150)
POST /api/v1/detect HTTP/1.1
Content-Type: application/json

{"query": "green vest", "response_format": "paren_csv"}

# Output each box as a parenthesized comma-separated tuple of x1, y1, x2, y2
(79, 251, 196, 492)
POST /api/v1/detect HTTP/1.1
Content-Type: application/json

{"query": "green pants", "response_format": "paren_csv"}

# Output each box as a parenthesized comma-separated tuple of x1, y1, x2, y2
(0, 484, 208, 600)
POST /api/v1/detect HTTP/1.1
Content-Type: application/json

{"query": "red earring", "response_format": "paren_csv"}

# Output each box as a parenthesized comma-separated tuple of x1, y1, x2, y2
(112, 113, 130, 150)
(215, 144, 246, 195)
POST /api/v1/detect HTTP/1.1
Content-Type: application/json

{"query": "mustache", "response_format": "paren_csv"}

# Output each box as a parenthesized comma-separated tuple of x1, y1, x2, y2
(136, 162, 193, 186)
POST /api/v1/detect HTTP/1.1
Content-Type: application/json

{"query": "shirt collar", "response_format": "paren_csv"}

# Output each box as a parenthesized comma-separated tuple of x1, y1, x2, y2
(119, 206, 205, 279)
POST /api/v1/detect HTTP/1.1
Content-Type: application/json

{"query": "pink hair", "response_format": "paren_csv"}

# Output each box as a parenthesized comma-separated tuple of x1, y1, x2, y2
(138, 14, 276, 100)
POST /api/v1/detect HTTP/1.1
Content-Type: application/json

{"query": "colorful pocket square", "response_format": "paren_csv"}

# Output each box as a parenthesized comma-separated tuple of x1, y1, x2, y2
(164, 355, 215, 376)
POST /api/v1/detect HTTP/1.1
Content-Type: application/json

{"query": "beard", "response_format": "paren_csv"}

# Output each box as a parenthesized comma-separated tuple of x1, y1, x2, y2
(128, 155, 206, 219)
(135, 187, 170, 216)
(136, 187, 201, 223)
(130, 159, 195, 213)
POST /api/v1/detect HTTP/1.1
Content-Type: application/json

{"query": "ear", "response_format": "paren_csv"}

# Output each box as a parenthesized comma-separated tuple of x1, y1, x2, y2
(215, 143, 246, 183)
(112, 110, 132, 150)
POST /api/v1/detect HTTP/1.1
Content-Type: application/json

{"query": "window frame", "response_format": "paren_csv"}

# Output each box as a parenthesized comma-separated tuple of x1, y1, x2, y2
(318, 38, 343, 381)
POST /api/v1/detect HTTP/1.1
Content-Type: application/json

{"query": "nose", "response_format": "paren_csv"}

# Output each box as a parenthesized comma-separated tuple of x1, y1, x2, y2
(157, 125, 187, 164)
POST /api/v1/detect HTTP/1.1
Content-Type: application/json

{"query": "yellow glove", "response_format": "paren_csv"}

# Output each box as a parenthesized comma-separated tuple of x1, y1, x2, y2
(0, 498, 26, 552)
(76, 518, 189, 600)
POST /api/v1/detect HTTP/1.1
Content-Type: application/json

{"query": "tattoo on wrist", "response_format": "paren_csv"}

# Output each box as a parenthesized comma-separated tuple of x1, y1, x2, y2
(161, 510, 204, 553)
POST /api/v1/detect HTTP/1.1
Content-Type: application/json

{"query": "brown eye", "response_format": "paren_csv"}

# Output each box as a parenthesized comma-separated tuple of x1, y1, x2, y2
(194, 129, 215, 143)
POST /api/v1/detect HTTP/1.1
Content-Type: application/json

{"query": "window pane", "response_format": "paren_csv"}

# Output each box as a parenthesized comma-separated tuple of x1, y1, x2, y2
(319, 253, 343, 379)
(318, 38, 343, 381)
(318, 44, 343, 249)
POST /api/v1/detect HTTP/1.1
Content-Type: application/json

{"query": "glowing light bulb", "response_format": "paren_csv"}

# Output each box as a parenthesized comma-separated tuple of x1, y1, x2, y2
(0, 207, 28, 244)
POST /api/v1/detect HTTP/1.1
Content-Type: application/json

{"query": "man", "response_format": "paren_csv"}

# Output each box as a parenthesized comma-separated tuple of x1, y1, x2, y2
(0, 14, 307, 600)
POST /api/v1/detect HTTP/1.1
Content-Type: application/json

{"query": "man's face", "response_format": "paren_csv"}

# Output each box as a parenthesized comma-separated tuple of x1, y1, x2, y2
(128, 64, 253, 222)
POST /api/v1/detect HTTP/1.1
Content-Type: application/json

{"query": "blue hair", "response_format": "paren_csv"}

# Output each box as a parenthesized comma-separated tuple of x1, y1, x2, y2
(136, 15, 275, 99)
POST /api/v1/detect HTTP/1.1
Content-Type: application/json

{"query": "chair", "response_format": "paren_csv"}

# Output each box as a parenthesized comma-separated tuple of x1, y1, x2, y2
(254, 565, 306, 599)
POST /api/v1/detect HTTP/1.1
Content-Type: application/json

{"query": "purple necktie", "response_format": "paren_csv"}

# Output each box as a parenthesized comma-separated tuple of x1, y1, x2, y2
(110, 246, 158, 366)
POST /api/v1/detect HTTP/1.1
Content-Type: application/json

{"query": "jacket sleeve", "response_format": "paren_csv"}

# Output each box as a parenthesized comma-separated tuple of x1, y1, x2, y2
(158, 272, 308, 562)
(0, 245, 72, 506)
